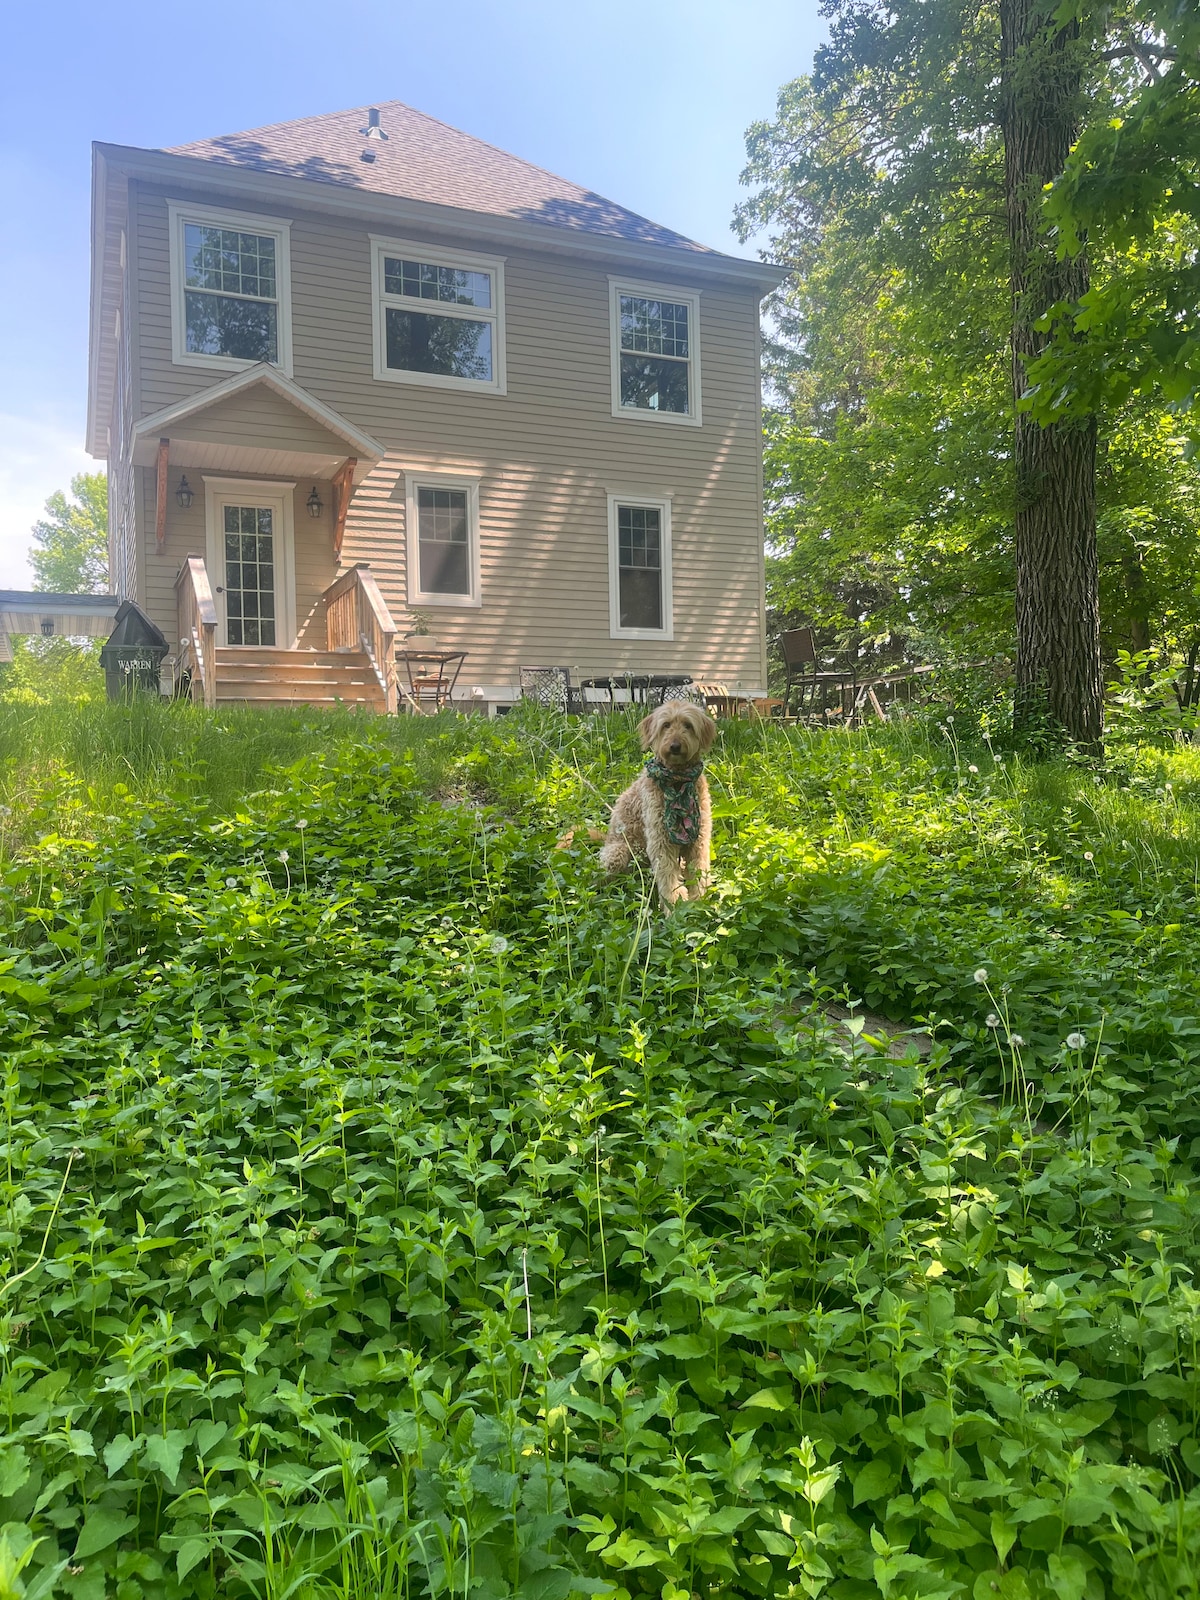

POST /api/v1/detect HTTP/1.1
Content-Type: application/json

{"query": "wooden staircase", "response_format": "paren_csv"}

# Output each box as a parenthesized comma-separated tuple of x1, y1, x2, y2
(175, 558, 399, 714)
(213, 648, 386, 710)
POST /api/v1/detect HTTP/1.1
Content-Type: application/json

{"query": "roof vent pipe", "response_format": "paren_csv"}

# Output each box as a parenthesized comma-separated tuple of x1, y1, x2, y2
(360, 108, 388, 141)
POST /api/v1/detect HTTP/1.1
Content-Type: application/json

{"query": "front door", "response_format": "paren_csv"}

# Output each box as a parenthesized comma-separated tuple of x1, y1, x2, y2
(204, 480, 296, 647)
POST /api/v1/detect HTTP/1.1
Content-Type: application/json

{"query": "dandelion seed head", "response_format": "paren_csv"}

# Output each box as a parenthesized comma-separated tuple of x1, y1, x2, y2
(968, 764, 979, 774)
(225, 877, 237, 888)
(974, 968, 989, 984)
(278, 850, 289, 863)
(1084, 851, 1094, 862)
(986, 1013, 1000, 1029)
(1011, 1034, 1025, 1047)
(490, 935, 509, 955)
(1066, 1031, 1087, 1051)
(296, 818, 309, 830)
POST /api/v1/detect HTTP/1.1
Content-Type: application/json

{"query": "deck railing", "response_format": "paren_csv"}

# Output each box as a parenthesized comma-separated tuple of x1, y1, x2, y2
(322, 564, 398, 714)
(174, 556, 218, 709)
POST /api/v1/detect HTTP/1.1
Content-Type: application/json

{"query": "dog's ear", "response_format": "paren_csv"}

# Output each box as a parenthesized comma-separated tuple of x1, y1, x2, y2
(638, 709, 662, 750)
(695, 709, 718, 753)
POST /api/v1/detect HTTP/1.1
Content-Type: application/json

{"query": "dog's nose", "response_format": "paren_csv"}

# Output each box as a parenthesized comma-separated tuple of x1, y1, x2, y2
(669, 741, 681, 754)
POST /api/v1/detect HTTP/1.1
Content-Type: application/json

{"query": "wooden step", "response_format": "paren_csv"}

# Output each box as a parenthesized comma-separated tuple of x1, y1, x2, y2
(215, 648, 375, 668)
(211, 646, 387, 710)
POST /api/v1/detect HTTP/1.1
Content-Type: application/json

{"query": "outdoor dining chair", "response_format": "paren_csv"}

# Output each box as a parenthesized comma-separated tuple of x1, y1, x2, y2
(776, 628, 857, 720)
(518, 666, 586, 714)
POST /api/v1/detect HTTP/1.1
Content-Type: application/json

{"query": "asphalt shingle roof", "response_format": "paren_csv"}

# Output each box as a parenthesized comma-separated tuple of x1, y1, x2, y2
(167, 101, 714, 254)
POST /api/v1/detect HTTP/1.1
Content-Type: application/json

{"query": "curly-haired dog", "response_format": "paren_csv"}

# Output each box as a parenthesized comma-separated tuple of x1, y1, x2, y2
(600, 700, 717, 908)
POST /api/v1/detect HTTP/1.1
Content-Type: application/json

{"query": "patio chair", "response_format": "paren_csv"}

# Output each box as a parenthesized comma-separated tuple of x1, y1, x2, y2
(776, 628, 856, 720)
(519, 666, 586, 714)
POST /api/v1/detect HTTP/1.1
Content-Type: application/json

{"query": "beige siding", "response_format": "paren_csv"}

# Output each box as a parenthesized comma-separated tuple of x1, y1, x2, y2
(130, 178, 767, 688)
(172, 386, 354, 456)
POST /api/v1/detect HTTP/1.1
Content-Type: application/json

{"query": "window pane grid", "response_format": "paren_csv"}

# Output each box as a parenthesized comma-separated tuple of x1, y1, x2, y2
(619, 295, 689, 358)
(185, 225, 277, 299)
(416, 487, 471, 596)
(383, 257, 491, 308)
(222, 505, 276, 647)
(616, 505, 664, 631)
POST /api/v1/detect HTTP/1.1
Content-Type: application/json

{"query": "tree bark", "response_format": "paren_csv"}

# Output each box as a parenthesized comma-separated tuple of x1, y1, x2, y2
(1001, 0, 1102, 748)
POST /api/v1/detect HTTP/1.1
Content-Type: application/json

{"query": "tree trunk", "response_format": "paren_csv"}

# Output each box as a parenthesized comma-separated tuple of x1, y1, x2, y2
(1001, 0, 1102, 748)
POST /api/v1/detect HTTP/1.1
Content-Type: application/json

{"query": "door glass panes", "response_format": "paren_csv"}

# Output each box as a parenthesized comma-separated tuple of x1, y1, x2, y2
(386, 309, 493, 381)
(617, 505, 663, 630)
(417, 488, 470, 595)
(619, 295, 690, 414)
(183, 223, 279, 362)
(223, 504, 276, 645)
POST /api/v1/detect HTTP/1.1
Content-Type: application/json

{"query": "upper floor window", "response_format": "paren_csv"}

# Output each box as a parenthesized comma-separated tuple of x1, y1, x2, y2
(167, 202, 293, 374)
(609, 279, 702, 426)
(371, 238, 506, 395)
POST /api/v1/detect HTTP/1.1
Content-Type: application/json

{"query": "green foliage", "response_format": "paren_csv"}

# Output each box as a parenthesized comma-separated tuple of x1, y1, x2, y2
(27, 475, 108, 596)
(0, 704, 1196, 1596)
(0, 641, 104, 708)
(1026, 2, 1200, 428)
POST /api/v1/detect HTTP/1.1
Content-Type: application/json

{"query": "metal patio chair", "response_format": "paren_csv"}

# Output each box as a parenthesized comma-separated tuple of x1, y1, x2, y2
(519, 666, 586, 714)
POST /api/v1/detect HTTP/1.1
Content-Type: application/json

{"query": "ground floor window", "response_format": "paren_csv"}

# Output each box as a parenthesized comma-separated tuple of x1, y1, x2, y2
(607, 494, 673, 639)
(405, 474, 482, 607)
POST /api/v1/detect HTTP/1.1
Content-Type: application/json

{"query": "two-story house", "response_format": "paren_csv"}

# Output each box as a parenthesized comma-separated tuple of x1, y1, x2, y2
(87, 102, 784, 710)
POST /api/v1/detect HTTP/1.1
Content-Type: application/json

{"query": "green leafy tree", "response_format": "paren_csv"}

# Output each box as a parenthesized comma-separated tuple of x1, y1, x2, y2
(740, 0, 1198, 740)
(28, 472, 108, 594)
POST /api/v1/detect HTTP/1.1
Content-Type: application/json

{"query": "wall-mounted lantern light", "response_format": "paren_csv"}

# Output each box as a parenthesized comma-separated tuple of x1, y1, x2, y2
(40, 619, 54, 637)
(176, 475, 194, 509)
(306, 486, 324, 519)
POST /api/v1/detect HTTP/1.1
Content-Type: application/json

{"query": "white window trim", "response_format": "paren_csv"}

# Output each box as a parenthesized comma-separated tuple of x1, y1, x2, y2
(608, 277, 702, 428)
(607, 492, 674, 640)
(405, 472, 483, 609)
(371, 237, 506, 395)
(203, 477, 298, 647)
(168, 201, 294, 375)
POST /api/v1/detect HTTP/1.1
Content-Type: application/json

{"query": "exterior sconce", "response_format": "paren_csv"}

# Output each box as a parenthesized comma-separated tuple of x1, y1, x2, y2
(41, 619, 54, 636)
(306, 486, 324, 519)
(176, 476, 194, 509)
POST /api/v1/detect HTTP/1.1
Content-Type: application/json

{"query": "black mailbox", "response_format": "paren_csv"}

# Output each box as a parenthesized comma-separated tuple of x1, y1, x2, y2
(100, 601, 169, 700)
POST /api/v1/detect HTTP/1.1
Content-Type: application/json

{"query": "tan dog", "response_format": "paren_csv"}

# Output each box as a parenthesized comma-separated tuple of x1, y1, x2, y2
(600, 700, 716, 908)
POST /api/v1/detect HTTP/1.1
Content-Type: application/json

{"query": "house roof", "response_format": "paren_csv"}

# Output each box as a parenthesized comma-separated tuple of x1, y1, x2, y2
(166, 101, 714, 255)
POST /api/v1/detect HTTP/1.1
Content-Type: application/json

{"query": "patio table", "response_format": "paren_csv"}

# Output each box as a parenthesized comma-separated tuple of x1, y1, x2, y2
(579, 673, 693, 708)
(396, 649, 467, 713)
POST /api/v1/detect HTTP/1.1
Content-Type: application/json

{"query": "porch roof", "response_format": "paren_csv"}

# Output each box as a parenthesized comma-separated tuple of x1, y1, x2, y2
(0, 591, 121, 639)
(131, 365, 384, 484)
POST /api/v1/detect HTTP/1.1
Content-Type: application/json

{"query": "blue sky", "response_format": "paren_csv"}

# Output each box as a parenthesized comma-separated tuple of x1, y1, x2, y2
(0, 0, 823, 586)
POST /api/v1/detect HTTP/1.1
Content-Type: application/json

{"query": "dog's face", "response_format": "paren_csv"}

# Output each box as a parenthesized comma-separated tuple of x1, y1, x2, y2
(639, 700, 717, 767)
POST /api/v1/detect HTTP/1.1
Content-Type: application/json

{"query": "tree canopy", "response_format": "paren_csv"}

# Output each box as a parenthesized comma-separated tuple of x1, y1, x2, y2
(28, 472, 108, 594)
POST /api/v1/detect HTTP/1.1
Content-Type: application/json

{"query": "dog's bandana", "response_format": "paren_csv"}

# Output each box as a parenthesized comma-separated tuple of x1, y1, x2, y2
(645, 756, 704, 848)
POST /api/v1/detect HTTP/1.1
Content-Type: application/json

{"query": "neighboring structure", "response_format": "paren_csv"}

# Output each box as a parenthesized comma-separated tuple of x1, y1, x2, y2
(87, 102, 785, 709)
(0, 591, 121, 662)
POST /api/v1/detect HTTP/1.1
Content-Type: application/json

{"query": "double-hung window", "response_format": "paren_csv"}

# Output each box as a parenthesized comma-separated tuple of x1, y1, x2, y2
(608, 494, 673, 639)
(609, 280, 701, 425)
(168, 202, 293, 372)
(372, 239, 505, 394)
(405, 474, 482, 607)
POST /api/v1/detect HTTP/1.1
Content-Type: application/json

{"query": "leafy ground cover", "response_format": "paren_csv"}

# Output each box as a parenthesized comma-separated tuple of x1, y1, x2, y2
(0, 700, 1198, 1599)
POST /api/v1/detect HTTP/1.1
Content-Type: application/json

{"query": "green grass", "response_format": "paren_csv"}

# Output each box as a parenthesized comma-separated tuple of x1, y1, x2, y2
(0, 699, 1198, 1599)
